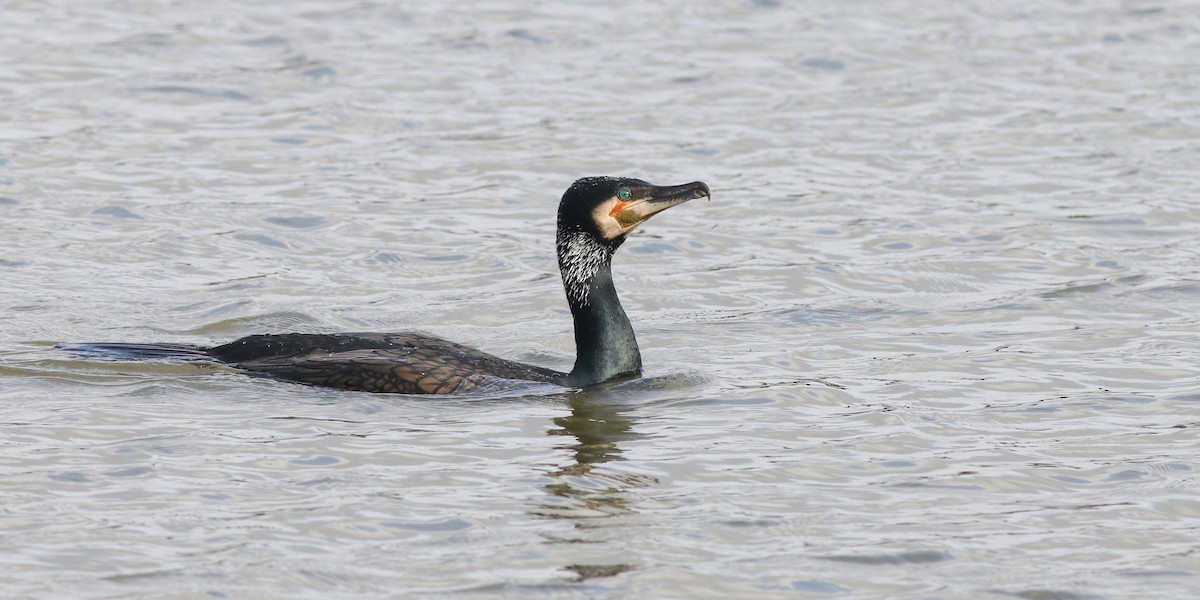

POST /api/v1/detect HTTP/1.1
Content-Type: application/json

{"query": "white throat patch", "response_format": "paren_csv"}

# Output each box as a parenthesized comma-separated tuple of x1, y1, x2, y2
(592, 200, 632, 240)
(557, 231, 612, 307)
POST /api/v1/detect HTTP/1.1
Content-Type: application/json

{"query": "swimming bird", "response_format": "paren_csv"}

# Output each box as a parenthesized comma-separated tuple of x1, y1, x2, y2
(75, 177, 710, 394)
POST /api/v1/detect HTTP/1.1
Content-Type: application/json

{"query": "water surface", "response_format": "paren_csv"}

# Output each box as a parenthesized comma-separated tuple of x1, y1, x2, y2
(3, 1, 1199, 598)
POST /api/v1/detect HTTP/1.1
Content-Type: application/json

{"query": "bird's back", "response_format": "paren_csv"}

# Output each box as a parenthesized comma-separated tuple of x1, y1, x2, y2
(208, 332, 563, 393)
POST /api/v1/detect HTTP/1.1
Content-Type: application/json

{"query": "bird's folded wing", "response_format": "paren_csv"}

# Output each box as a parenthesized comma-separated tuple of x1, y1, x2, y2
(243, 348, 470, 394)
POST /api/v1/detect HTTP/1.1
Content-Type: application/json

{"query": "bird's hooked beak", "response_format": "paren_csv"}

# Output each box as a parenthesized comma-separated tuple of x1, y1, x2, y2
(610, 181, 711, 228)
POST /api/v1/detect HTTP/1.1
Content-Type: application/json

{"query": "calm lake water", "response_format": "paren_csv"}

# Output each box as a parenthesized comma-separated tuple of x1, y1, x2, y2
(3, 1, 1200, 598)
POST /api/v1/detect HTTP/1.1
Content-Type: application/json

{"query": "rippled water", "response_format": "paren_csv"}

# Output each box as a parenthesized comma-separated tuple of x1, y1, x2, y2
(3, 1, 1200, 598)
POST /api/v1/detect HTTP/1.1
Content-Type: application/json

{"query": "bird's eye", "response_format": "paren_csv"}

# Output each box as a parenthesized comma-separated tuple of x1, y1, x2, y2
(617, 188, 632, 201)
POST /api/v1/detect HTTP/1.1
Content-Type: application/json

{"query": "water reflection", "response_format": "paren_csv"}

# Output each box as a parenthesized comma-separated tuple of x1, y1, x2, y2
(548, 393, 638, 470)
(538, 391, 648, 515)
(536, 390, 650, 581)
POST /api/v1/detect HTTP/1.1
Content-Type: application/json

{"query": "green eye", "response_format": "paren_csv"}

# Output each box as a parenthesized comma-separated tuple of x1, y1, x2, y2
(617, 188, 632, 201)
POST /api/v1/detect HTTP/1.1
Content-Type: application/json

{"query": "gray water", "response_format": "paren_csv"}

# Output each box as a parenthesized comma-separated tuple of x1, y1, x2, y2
(3, 1, 1200, 598)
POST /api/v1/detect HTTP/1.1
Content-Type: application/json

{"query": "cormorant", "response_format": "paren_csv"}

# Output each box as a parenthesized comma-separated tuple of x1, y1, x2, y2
(74, 177, 710, 394)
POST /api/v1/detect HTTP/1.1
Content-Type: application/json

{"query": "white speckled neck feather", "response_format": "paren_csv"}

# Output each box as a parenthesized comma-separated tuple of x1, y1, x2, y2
(557, 231, 612, 307)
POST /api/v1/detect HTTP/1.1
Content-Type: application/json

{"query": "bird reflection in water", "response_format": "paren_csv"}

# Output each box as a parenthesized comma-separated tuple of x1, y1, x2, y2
(536, 389, 658, 581)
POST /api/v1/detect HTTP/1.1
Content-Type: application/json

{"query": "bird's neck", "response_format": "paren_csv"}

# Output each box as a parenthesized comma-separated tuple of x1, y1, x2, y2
(556, 231, 641, 387)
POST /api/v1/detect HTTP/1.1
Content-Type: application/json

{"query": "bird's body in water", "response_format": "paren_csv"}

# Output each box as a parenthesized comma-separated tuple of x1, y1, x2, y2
(73, 177, 710, 394)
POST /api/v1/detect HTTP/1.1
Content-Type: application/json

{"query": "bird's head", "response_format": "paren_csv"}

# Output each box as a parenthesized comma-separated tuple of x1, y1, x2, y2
(557, 176, 711, 249)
